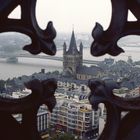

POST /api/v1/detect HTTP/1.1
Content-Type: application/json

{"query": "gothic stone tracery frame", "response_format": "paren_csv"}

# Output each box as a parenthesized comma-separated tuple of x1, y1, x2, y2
(0, 0, 140, 140)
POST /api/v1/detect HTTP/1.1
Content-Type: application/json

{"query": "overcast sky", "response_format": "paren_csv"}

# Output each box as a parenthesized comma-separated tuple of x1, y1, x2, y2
(9, 0, 136, 33)
(36, 0, 112, 33)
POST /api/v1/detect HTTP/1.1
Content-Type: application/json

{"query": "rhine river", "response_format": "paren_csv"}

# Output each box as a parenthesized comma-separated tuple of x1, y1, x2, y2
(0, 47, 140, 80)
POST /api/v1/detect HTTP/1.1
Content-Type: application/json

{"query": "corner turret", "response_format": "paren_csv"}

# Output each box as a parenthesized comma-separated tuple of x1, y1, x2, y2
(63, 42, 67, 55)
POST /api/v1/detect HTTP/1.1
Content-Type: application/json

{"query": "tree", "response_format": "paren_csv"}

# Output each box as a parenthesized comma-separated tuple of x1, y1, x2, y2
(52, 70, 60, 75)
(47, 133, 78, 140)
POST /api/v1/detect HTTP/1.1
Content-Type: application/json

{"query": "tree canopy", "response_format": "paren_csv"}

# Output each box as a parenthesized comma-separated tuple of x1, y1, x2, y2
(44, 133, 80, 140)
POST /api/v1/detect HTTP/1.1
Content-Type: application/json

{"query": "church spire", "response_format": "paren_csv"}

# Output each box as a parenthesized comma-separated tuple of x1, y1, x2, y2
(67, 30, 79, 55)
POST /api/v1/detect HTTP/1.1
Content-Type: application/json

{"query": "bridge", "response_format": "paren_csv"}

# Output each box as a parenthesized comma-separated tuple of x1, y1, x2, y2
(0, 53, 101, 65)
(18, 54, 101, 65)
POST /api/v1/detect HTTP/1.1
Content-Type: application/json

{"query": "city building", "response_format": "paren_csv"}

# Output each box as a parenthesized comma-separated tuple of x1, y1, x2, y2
(63, 30, 83, 78)
(125, 86, 140, 98)
(37, 107, 49, 135)
(12, 88, 31, 98)
(49, 93, 99, 139)
(63, 30, 103, 80)
(57, 80, 90, 94)
(113, 87, 130, 98)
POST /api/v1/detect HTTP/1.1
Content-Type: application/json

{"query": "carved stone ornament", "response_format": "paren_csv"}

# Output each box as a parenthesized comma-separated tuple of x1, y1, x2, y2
(0, 1, 57, 140)
(0, 78, 57, 140)
(89, 0, 140, 140)
(88, 79, 140, 140)
(0, 0, 57, 55)
(91, 0, 140, 56)
(1, 0, 140, 140)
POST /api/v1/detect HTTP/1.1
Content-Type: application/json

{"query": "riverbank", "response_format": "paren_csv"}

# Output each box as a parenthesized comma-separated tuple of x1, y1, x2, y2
(1, 46, 140, 80)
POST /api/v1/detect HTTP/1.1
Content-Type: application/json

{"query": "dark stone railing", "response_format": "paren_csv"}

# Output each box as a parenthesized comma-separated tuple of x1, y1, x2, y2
(91, 0, 140, 57)
(0, 0, 140, 140)
(0, 0, 56, 55)
(89, 0, 140, 140)
(0, 0, 57, 140)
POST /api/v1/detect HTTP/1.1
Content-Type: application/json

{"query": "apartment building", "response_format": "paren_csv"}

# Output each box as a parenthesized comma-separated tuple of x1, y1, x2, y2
(49, 94, 99, 139)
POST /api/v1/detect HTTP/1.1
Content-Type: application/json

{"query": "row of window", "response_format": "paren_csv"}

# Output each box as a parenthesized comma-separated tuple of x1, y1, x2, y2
(37, 114, 48, 132)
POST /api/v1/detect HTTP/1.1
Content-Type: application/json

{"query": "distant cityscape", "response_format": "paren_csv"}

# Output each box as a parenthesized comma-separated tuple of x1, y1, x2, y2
(0, 31, 140, 140)
(0, 32, 92, 52)
(0, 32, 140, 53)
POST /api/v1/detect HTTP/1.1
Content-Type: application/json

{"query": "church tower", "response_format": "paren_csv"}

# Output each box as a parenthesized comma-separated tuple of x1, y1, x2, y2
(63, 30, 83, 77)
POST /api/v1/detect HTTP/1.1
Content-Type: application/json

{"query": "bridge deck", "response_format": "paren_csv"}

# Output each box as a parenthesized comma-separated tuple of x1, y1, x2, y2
(0, 53, 100, 65)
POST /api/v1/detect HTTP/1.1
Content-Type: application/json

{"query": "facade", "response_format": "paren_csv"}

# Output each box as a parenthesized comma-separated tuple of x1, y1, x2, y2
(37, 107, 49, 134)
(63, 30, 103, 80)
(49, 94, 99, 139)
(57, 80, 90, 93)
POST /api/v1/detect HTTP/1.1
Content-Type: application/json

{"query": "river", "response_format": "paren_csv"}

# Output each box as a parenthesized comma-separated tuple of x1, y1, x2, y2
(0, 58, 63, 80)
(0, 47, 140, 80)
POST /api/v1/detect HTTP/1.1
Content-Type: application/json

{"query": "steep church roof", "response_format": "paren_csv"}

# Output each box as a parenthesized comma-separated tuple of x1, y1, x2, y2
(76, 65, 103, 76)
(67, 30, 79, 55)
